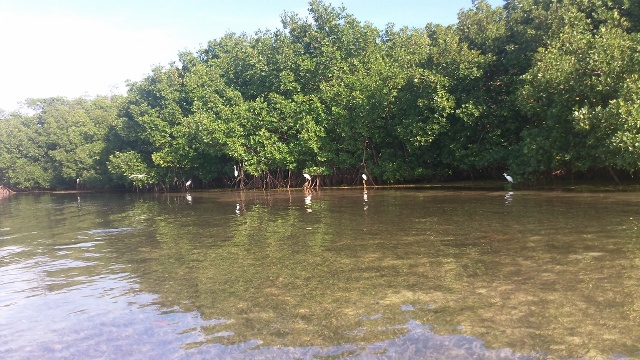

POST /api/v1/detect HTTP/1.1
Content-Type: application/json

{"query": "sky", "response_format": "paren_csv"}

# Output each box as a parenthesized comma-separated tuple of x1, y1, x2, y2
(0, 0, 504, 112)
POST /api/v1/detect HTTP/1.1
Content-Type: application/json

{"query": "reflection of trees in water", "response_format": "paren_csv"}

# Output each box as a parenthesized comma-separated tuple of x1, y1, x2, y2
(105, 190, 640, 358)
(8, 191, 640, 358)
(0, 185, 12, 199)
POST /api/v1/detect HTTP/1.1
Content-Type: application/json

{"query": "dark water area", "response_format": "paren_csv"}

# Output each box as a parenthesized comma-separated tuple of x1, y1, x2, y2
(1, 189, 640, 359)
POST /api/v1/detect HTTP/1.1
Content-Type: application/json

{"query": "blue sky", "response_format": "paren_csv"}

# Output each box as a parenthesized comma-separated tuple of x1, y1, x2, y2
(0, 0, 503, 112)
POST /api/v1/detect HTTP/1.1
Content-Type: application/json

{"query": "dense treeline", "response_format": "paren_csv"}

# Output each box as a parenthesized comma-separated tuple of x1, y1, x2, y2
(1, 0, 639, 191)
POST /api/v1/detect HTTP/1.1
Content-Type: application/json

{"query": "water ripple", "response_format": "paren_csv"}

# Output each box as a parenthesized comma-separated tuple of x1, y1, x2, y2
(85, 227, 136, 235)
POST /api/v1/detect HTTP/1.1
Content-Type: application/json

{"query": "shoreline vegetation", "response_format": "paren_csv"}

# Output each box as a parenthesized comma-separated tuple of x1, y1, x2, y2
(6, 180, 640, 196)
(1, 0, 639, 192)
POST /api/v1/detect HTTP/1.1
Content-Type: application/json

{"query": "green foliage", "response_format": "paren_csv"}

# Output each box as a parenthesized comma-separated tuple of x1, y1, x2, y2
(2, 0, 640, 190)
(517, 10, 640, 176)
(107, 151, 155, 187)
(0, 96, 119, 189)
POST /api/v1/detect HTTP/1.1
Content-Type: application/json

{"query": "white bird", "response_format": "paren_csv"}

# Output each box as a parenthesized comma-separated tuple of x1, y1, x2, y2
(362, 174, 367, 181)
(234, 165, 239, 177)
(303, 173, 311, 181)
(129, 174, 147, 179)
(503, 173, 513, 183)
(185, 179, 192, 188)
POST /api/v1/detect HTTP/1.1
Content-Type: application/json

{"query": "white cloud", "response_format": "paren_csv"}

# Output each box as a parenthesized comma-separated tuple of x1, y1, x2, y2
(0, 11, 185, 111)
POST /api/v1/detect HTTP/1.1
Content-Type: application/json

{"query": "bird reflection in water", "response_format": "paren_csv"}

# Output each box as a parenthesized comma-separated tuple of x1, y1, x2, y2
(362, 173, 369, 210)
(504, 191, 513, 205)
(363, 191, 368, 211)
(305, 193, 313, 213)
(235, 191, 246, 215)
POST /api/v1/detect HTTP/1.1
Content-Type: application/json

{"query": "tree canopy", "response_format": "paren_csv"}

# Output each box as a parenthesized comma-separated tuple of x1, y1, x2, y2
(1, 0, 639, 191)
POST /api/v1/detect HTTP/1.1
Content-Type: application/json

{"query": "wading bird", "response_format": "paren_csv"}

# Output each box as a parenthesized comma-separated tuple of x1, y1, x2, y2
(234, 165, 239, 177)
(303, 173, 311, 189)
(185, 179, 192, 189)
(503, 173, 513, 184)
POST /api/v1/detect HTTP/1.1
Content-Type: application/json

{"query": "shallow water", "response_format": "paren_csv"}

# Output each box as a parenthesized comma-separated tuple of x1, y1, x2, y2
(1, 189, 640, 359)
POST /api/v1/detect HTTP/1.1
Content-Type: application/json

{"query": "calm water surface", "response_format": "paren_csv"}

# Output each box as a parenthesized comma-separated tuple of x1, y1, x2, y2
(1, 189, 640, 359)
